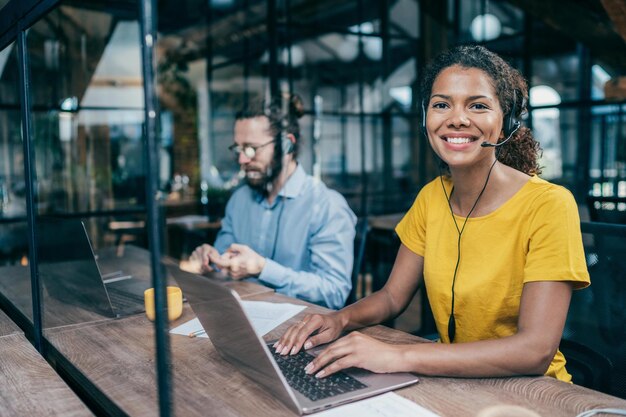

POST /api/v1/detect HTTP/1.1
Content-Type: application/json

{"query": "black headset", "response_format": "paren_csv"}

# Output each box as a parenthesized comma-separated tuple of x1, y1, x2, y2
(421, 90, 522, 142)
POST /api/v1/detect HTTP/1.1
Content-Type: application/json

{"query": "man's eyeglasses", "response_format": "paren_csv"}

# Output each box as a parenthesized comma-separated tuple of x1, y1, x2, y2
(228, 139, 276, 159)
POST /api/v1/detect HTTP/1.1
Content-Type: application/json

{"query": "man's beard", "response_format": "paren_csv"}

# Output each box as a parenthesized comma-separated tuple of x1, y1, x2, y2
(244, 156, 282, 196)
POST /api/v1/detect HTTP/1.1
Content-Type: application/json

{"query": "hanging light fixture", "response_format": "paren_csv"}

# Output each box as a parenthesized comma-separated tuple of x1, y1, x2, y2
(470, 13, 501, 42)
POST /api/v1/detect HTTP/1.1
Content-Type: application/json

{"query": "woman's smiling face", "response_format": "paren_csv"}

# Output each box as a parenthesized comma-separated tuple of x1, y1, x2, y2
(425, 65, 505, 170)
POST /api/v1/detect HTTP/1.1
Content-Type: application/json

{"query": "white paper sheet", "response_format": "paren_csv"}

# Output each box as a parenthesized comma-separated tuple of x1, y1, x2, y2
(170, 300, 307, 338)
(311, 392, 439, 417)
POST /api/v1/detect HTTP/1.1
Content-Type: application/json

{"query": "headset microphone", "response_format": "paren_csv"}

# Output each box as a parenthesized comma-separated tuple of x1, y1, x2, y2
(481, 89, 522, 148)
(480, 121, 520, 148)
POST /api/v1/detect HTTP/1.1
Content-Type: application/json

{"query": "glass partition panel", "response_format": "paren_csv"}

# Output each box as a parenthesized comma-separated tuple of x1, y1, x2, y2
(27, 3, 149, 307)
(0, 41, 31, 322)
(24, 3, 159, 414)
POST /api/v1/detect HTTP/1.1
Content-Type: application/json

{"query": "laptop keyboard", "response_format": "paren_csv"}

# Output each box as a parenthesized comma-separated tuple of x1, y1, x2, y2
(270, 348, 367, 401)
(106, 285, 144, 312)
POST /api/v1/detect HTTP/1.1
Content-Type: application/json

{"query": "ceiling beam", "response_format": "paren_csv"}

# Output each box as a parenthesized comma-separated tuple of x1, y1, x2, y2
(506, 0, 626, 72)
(601, 0, 626, 43)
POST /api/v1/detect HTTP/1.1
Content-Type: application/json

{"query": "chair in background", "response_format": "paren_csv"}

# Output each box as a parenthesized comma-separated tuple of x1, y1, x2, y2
(346, 217, 370, 306)
(565, 222, 626, 398)
(560, 338, 613, 393)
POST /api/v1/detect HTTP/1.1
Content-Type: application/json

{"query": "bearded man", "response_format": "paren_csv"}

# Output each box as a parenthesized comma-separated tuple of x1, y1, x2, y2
(190, 95, 356, 309)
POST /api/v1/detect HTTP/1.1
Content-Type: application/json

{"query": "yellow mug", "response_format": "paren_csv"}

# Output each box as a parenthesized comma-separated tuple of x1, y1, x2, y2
(144, 286, 183, 322)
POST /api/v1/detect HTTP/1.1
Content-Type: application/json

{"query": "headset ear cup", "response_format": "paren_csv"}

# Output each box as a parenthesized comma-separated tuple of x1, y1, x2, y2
(503, 90, 520, 138)
(503, 112, 514, 138)
(281, 133, 294, 155)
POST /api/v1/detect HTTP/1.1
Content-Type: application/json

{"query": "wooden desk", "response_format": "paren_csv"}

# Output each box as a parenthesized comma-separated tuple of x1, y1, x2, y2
(0, 307, 21, 337)
(0, 312, 93, 416)
(43, 283, 626, 417)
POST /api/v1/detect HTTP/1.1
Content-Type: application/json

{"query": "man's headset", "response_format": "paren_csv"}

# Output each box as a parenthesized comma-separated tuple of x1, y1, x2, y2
(268, 94, 296, 260)
(280, 131, 295, 155)
(274, 94, 296, 156)
(421, 90, 522, 147)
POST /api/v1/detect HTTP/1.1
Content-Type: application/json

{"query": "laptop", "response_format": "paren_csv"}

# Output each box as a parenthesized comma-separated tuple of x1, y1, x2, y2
(38, 217, 148, 318)
(167, 264, 419, 415)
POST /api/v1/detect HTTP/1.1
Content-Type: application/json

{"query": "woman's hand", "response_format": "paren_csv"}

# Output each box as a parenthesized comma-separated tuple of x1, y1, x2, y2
(304, 332, 405, 378)
(274, 313, 346, 356)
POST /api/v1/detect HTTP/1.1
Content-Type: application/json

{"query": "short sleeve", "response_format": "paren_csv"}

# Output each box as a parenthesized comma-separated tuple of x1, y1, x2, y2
(395, 187, 429, 257)
(523, 186, 590, 289)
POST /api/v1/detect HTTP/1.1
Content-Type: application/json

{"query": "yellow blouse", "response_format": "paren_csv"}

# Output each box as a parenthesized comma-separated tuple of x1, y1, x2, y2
(396, 175, 590, 381)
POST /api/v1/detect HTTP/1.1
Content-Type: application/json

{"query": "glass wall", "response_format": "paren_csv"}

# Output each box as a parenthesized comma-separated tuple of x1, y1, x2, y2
(0, 41, 31, 323)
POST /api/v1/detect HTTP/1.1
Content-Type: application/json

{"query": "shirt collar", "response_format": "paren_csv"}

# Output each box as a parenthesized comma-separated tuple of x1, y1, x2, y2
(253, 163, 306, 204)
(279, 163, 306, 199)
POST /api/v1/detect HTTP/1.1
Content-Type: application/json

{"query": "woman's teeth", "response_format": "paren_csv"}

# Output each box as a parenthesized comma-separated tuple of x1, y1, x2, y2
(446, 137, 472, 144)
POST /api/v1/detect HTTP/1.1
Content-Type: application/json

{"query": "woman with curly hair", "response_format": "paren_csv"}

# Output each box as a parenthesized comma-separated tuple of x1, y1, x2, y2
(275, 45, 589, 381)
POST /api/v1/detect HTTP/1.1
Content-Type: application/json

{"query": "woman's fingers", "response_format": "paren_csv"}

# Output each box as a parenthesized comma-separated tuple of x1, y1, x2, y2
(288, 316, 330, 354)
(275, 314, 318, 354)
(304, 337, 356, 377)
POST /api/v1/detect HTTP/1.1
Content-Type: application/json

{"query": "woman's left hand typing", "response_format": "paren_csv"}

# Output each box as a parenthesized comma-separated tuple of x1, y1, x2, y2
(303, 331, 405, 378)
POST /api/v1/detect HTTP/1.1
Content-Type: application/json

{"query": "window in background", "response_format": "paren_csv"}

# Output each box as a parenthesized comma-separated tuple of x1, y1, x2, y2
(530, 85, 562, 179)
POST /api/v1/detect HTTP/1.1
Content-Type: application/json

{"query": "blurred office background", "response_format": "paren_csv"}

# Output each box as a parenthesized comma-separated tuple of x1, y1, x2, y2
(0, 0, 624, 404)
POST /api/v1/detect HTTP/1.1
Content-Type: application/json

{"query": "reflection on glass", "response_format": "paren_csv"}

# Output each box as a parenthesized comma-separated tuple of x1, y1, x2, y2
(28, 6, 146, 216)
(0, 41, 32, 322)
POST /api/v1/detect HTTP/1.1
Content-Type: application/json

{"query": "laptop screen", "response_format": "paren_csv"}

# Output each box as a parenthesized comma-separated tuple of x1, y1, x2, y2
(38, 217, 114, 320)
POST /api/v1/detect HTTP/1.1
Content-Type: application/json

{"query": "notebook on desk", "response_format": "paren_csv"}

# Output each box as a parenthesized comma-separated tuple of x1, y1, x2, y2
(38, 217, 147, 318)
(166, 264, 419, 415)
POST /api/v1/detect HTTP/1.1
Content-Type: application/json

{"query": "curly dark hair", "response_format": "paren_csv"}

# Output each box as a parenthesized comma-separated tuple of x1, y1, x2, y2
(420, 45, 542, 175)
(235, 93, 305, 159)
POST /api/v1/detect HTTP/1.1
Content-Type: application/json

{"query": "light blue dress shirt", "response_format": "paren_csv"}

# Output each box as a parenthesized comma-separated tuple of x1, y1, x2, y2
(214, 164, 357, 309)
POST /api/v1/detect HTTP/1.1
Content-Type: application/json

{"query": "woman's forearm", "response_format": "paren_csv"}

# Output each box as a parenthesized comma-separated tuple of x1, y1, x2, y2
(338, 287, 399, 331)
(400, 332, 554, 377)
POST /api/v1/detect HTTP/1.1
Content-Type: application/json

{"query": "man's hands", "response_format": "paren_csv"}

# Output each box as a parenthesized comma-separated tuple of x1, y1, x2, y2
(221, 243, 266, 279)
(188, 243, 266, 280)
(189, 244, 223, 273)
